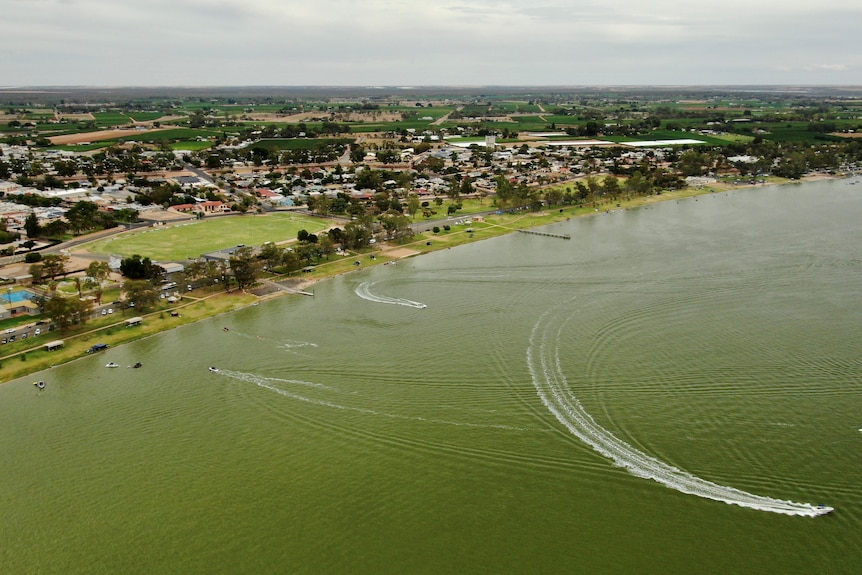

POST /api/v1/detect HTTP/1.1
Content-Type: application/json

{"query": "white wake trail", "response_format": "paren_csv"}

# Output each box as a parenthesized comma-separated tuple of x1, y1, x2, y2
(355, 281, 427, 309)
(216, 369, 532, 431)
(527, 311, 833, 517)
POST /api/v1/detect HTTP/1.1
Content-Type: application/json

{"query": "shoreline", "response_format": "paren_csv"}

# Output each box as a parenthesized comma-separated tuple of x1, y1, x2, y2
(0, 173, 840, 383)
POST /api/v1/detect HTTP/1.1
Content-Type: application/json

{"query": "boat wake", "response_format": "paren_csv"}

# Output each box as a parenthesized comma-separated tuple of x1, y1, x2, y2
(214, 369, 335, 391)
(230, 331, 319, 353)
(355, 281, 427, 309)
(216, 369, 533, 432)
(527, 309, 833, 517)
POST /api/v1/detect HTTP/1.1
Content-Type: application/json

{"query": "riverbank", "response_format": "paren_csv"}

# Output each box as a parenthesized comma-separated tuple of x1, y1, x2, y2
(0, 173, 838, 382)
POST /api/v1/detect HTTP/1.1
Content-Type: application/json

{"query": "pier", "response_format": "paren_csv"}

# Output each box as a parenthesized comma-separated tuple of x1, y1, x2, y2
(518, 230, 571, 240)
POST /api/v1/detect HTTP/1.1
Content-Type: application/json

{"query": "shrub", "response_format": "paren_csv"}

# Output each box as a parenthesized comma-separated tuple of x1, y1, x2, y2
(25, 252, 42, 263)
(432, 226, 440, 234)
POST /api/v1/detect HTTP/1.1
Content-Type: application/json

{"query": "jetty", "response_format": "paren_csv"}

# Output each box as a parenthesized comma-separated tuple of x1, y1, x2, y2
(518, 230, 571, 240)
(259, 278, 314, 296)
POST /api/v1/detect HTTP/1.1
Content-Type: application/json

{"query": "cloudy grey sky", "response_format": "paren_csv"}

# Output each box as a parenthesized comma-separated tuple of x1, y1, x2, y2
(3, 0, 860, 86)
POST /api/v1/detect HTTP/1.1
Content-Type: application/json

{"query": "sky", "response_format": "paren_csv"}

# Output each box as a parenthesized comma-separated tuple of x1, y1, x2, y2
(3, 0, 861, 87)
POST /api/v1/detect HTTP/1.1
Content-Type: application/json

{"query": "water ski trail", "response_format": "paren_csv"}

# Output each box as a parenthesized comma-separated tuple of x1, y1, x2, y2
(527, 310, 833, 517)
(229, 331, 319, 353)
(216, 369, 534, 432)
(355, 281, 427, 309)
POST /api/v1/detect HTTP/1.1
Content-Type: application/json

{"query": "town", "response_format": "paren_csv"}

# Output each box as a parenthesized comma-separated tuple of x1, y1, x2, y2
(1, 85, 861, 377)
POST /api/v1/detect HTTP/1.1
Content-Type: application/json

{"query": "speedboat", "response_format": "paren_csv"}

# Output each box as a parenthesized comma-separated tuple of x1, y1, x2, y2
(132, 362, 143, 369)
(208, 367, 219, 373)
(105, 362, 120, 368)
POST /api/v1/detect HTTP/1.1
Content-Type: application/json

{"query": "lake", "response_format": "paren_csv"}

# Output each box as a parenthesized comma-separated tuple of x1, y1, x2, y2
(2, 179, 860, 574)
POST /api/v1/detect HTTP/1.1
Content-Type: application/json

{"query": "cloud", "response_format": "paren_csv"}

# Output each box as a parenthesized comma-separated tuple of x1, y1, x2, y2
(1, 0, 860, 85)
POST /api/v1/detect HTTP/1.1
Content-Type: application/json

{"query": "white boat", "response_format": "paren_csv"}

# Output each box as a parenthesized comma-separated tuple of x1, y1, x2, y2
(208, 367, 219, 373)
(105, 362, 120, 368)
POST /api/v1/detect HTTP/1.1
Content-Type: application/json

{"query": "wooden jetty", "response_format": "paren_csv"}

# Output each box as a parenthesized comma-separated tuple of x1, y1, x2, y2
(517, 229, 571, 240)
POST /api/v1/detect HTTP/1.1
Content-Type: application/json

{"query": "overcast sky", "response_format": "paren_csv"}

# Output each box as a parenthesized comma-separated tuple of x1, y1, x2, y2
(3, 0, 860, 87)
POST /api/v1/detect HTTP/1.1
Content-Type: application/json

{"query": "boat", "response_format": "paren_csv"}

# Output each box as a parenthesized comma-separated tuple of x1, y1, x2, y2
(105, 362, 120, 368)
(132, 362, 143, 369)
(33, 380, 45, 389)
(208, 367, 219, 373)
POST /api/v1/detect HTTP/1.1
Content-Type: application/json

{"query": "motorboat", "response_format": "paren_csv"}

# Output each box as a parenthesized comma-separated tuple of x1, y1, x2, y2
(105, 362, 120, 368)
(208, 367, 219, 373)
(132, 362, 143, 369)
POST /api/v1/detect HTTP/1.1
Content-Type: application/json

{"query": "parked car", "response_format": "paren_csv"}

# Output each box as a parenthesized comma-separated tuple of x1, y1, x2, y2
(34, 328, 41, 336)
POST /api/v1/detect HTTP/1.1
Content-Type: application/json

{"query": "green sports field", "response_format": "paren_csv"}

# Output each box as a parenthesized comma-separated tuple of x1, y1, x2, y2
(85, 213, 330, 261)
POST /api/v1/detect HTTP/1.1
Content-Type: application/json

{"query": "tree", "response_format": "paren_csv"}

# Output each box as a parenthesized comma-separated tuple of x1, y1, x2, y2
(603, 175, 621, 201)
(28, 263, 44, 284)
(259, 242, 283, 271)
(44, 294, 92, 331)
(123, 279, 158, 311)
(229, 246, 260, 290)
(406, 193, 420, 220)
(65, 200, 100, 234)
(120, 254, 162, 280)
(24, 213, 41, 239)
(41, 254, 69, 280)
(774, 152, 807, 179)
(86, 261, 111, 282)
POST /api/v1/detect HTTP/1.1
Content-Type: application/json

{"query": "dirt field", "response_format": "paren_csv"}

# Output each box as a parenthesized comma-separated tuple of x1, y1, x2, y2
(381, 247, 420, 259)
(49, 127, 171, 145)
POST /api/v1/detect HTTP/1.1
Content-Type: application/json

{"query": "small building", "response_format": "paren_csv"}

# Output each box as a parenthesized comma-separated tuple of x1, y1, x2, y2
(126, 317, 143, 327)
(44, 340, 64, 351)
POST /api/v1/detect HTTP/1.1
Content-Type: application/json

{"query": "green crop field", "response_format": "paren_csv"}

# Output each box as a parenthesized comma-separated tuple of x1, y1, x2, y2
(93, 112, 133, 126)
(250, 138, 353, 151)
(85, 213, 330, 261)
(105, 128, 222, 143)
(126, 112, 168, 122)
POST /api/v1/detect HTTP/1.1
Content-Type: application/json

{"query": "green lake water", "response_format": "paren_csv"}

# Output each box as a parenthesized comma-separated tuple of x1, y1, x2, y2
(2, 179, 861, 573)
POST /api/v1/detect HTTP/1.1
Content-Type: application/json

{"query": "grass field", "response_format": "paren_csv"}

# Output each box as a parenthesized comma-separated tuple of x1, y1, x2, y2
(170, 140, 214, 151)
(85, 213, 331, 260)
(250, 138, 353, 151)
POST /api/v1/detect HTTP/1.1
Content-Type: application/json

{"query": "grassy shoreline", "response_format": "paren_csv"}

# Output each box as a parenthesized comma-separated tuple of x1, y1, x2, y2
(0, 175, 832, 383)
